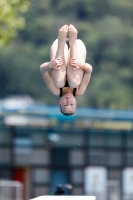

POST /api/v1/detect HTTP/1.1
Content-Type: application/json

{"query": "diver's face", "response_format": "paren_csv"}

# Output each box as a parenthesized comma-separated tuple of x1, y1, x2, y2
(59, 93, 76, 114)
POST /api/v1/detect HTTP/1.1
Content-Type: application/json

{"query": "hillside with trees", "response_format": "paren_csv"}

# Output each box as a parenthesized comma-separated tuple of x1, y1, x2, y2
(0, 0, 133, 109)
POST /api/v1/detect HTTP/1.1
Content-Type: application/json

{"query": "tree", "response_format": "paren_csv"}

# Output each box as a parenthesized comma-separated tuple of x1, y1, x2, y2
(0, 0, 133, 109)
(0, 0, 30, 47)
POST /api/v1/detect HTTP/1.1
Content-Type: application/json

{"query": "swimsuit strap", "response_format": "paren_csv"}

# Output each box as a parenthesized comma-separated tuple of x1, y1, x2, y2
(60, 88, 63, 97)
(59, 87, 76, 97)
(73, 88, 76, 96)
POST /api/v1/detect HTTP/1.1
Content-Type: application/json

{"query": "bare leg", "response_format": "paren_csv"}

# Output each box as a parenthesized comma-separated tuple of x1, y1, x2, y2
(67, 25, 87, 88)
(50, 25, 68, 88)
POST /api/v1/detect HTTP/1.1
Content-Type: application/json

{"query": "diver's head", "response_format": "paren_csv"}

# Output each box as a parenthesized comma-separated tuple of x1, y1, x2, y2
(59, 92, 76, 116)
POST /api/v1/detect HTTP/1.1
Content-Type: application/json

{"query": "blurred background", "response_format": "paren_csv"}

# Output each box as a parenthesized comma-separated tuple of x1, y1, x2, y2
(0, 0, 133, 200)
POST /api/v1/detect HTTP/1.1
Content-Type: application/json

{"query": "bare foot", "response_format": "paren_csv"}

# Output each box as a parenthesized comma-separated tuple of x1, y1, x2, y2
(58, 25, 68, 43)
(68, 24, 78, 45)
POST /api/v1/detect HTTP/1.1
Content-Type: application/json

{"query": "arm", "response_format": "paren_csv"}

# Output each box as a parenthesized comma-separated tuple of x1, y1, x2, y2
(40, 62, 60, 96)
(74, 61, 92, 96)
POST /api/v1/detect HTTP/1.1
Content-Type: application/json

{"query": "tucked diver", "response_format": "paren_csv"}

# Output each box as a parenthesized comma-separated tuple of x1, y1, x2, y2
(40, 24, 92, 115)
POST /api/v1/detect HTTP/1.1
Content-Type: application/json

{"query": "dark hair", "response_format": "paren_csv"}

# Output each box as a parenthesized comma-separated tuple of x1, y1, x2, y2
(60, 104, 74, 116)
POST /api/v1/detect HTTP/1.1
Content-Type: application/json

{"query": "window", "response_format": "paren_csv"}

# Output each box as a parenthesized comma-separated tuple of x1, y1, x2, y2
(107, 151, 122, 166)
(108, 169, 121, 181)
(88, 149, 106, 165)
(69, 150, 84, 166)
(33, 169, 50, 184)
(125, 151, 133, 166)
(107, 133, 122, 148)
(0, 148, 10, 164)
(89, 132, 105, 147)
(51, 148, 68, 166)
(71, 169, 84, 184)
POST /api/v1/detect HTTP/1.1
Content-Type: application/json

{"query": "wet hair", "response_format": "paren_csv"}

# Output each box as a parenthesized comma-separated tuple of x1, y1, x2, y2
(59, 105, 74, 116)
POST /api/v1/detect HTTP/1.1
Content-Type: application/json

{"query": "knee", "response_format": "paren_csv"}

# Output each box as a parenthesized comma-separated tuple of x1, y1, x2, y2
(67, 78, 80, 88)
(76, 39, 86, 49)
(50, 39, 58, 50)
(76, 39, 84, 45)
(54, 79, 66, 88)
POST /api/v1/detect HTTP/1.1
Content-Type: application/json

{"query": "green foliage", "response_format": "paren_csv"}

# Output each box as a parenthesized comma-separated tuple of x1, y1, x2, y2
(0, 0, 133, 109)
(0, 0, 30, 46)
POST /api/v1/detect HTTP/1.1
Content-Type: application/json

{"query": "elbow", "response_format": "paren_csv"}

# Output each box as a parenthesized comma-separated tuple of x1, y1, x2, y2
(85, 64, 93, 73)
(40, 64, 45, 73)
(89, 64, 93, 73)
(76, 89, 85, 96)
(40, 64, 43, 71)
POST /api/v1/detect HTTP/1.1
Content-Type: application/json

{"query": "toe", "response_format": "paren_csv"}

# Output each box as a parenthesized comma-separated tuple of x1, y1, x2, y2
(69, 24, 74, 28)
(65, 25, 68, 31)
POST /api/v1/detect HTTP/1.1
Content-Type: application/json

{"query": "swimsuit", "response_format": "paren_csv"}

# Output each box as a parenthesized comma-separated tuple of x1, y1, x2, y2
(60, 81, 76, 97)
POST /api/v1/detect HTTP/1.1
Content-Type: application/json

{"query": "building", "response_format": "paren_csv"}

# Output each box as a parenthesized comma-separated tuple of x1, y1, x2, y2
(0, 98, 133, 200)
